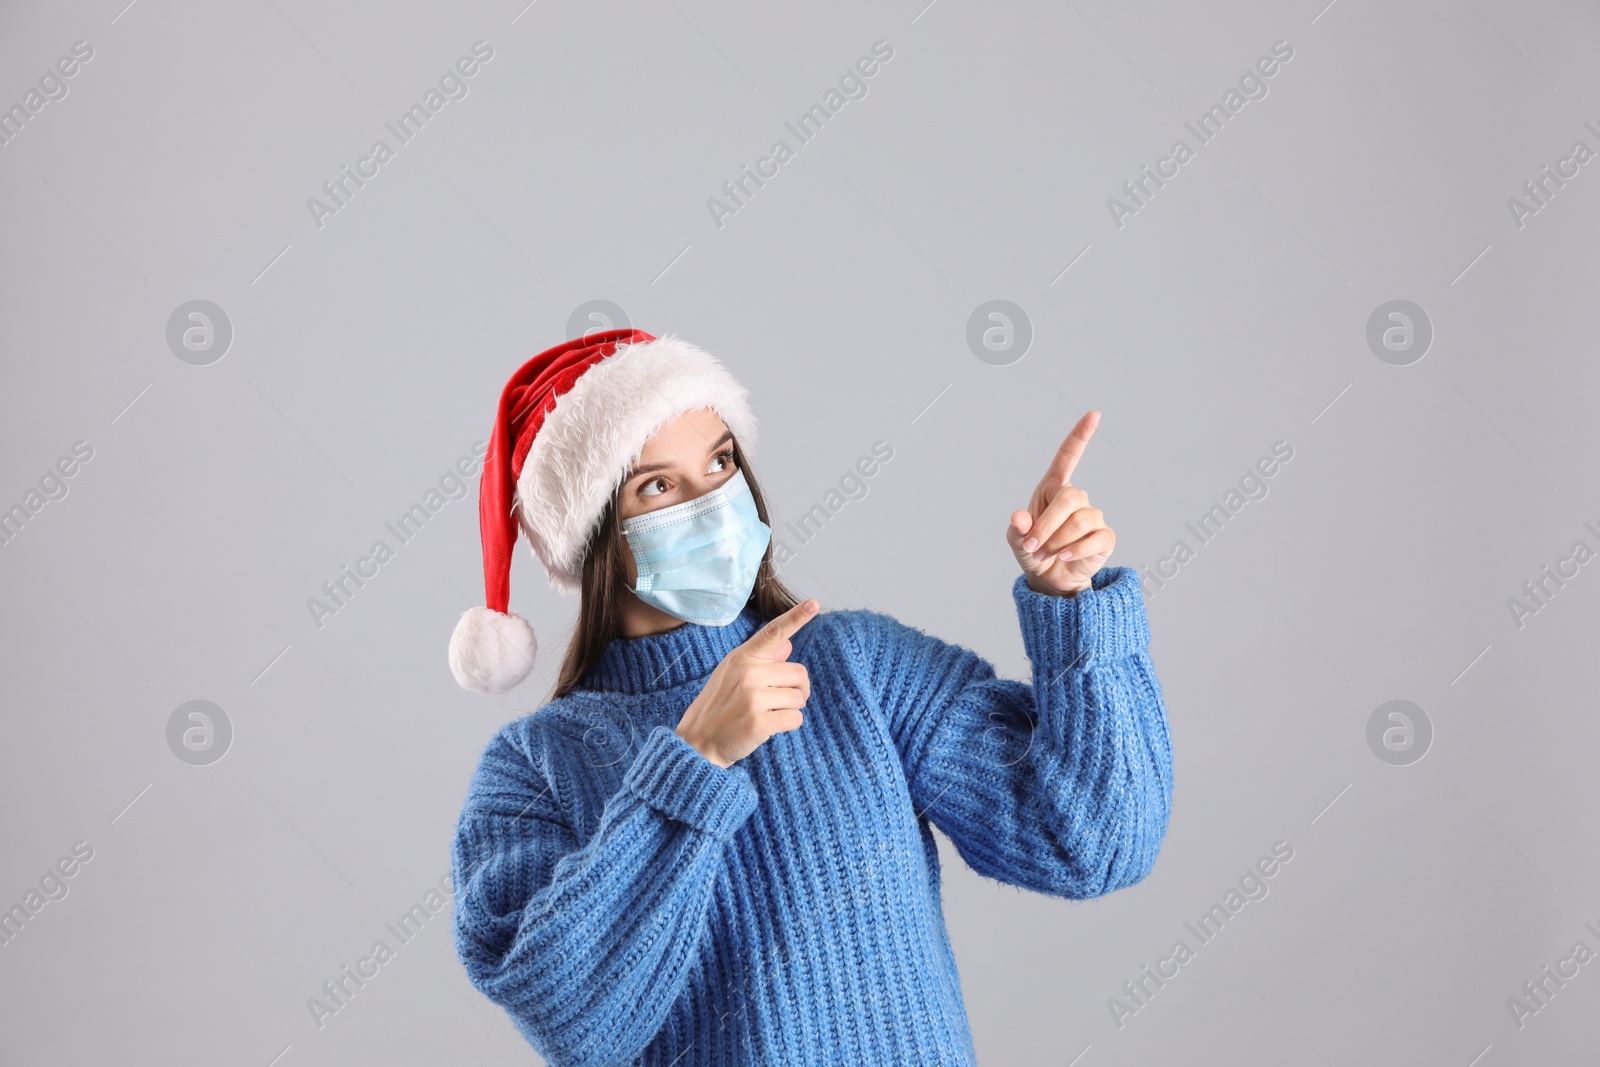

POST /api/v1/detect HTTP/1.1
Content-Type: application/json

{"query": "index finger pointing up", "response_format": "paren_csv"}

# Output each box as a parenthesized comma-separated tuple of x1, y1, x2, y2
(1043, 410, 1101, 486)
(743, 598, 819, 659)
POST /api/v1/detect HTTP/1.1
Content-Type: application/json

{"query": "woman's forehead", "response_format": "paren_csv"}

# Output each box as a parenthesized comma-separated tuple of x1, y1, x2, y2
(637, 409, 731, 463)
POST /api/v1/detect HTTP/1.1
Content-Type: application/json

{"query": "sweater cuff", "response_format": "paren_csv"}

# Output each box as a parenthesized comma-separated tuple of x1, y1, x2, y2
(1012, 565, 1150, 670)
(622, 724, 759, 839)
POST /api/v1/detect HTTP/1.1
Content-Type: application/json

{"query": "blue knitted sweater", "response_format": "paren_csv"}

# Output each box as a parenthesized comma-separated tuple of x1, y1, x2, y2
(451, 567, 1173, 1066)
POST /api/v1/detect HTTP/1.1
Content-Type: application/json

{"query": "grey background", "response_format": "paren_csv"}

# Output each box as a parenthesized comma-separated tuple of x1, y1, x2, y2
(2, 0, 1597, 1063)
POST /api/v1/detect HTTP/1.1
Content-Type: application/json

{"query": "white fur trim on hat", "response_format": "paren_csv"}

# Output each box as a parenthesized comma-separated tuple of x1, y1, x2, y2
(513, 333, 758, 594)
(448, 606, 539, 694)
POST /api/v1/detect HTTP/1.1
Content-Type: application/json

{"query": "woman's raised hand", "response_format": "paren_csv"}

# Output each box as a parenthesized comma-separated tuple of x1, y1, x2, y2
(1007, 410, 1117, 596)
(675, 598, 819, 768)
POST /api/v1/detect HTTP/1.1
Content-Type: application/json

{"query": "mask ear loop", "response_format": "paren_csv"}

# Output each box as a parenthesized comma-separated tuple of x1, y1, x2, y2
(610, 481, 645, 600)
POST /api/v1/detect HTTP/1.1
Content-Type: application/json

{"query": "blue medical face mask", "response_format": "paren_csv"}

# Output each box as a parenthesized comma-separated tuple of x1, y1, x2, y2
(620, 466, 773, 626)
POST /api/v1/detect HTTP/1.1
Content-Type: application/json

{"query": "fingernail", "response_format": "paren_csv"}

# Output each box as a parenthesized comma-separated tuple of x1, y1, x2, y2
(1059, 550, 1073, 560)
(1023, 536, 1038, 552)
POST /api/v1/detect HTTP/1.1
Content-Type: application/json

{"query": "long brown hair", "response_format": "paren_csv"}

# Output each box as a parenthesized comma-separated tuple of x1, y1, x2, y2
(551, 436, 802, 698)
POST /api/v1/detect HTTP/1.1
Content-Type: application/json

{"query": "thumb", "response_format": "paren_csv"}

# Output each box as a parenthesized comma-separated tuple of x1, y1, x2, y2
(1006, 513, 1049, 577)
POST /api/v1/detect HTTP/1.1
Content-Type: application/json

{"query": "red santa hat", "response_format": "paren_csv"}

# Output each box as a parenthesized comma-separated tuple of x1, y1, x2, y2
(448, 328, 758, 693)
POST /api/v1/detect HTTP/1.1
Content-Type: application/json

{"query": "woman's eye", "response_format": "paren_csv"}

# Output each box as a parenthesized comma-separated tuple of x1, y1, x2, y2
(639, 477, 668, 498)
(708, 449, 734, 473)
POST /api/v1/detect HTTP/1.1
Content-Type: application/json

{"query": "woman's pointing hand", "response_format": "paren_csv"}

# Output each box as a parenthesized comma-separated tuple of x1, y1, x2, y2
(675, 598, 819, 768)
(1006, 410, 1116, 597)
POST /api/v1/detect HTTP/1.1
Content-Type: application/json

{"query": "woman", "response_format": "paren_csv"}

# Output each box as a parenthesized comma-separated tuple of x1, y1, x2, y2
(447, 328, 1173, 1066)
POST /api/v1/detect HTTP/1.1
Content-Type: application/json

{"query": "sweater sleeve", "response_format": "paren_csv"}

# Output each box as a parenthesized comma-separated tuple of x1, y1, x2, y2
(451, 721, 758, 1067)
(843, 566, 1172, 899)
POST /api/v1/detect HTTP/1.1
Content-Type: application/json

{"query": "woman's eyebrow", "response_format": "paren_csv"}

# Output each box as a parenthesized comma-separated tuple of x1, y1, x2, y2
(624, 430, 735, 480)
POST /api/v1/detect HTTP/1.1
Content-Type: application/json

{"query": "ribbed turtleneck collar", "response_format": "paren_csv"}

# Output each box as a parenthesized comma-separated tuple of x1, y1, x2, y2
(581, 606, 764, 695)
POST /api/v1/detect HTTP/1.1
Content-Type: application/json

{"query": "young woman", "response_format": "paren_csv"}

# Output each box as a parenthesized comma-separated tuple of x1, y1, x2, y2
(447, 328, 1173, 1066)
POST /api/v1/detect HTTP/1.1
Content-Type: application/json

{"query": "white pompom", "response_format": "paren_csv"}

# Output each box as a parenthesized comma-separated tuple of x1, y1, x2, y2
(449, 607, 538, 694)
